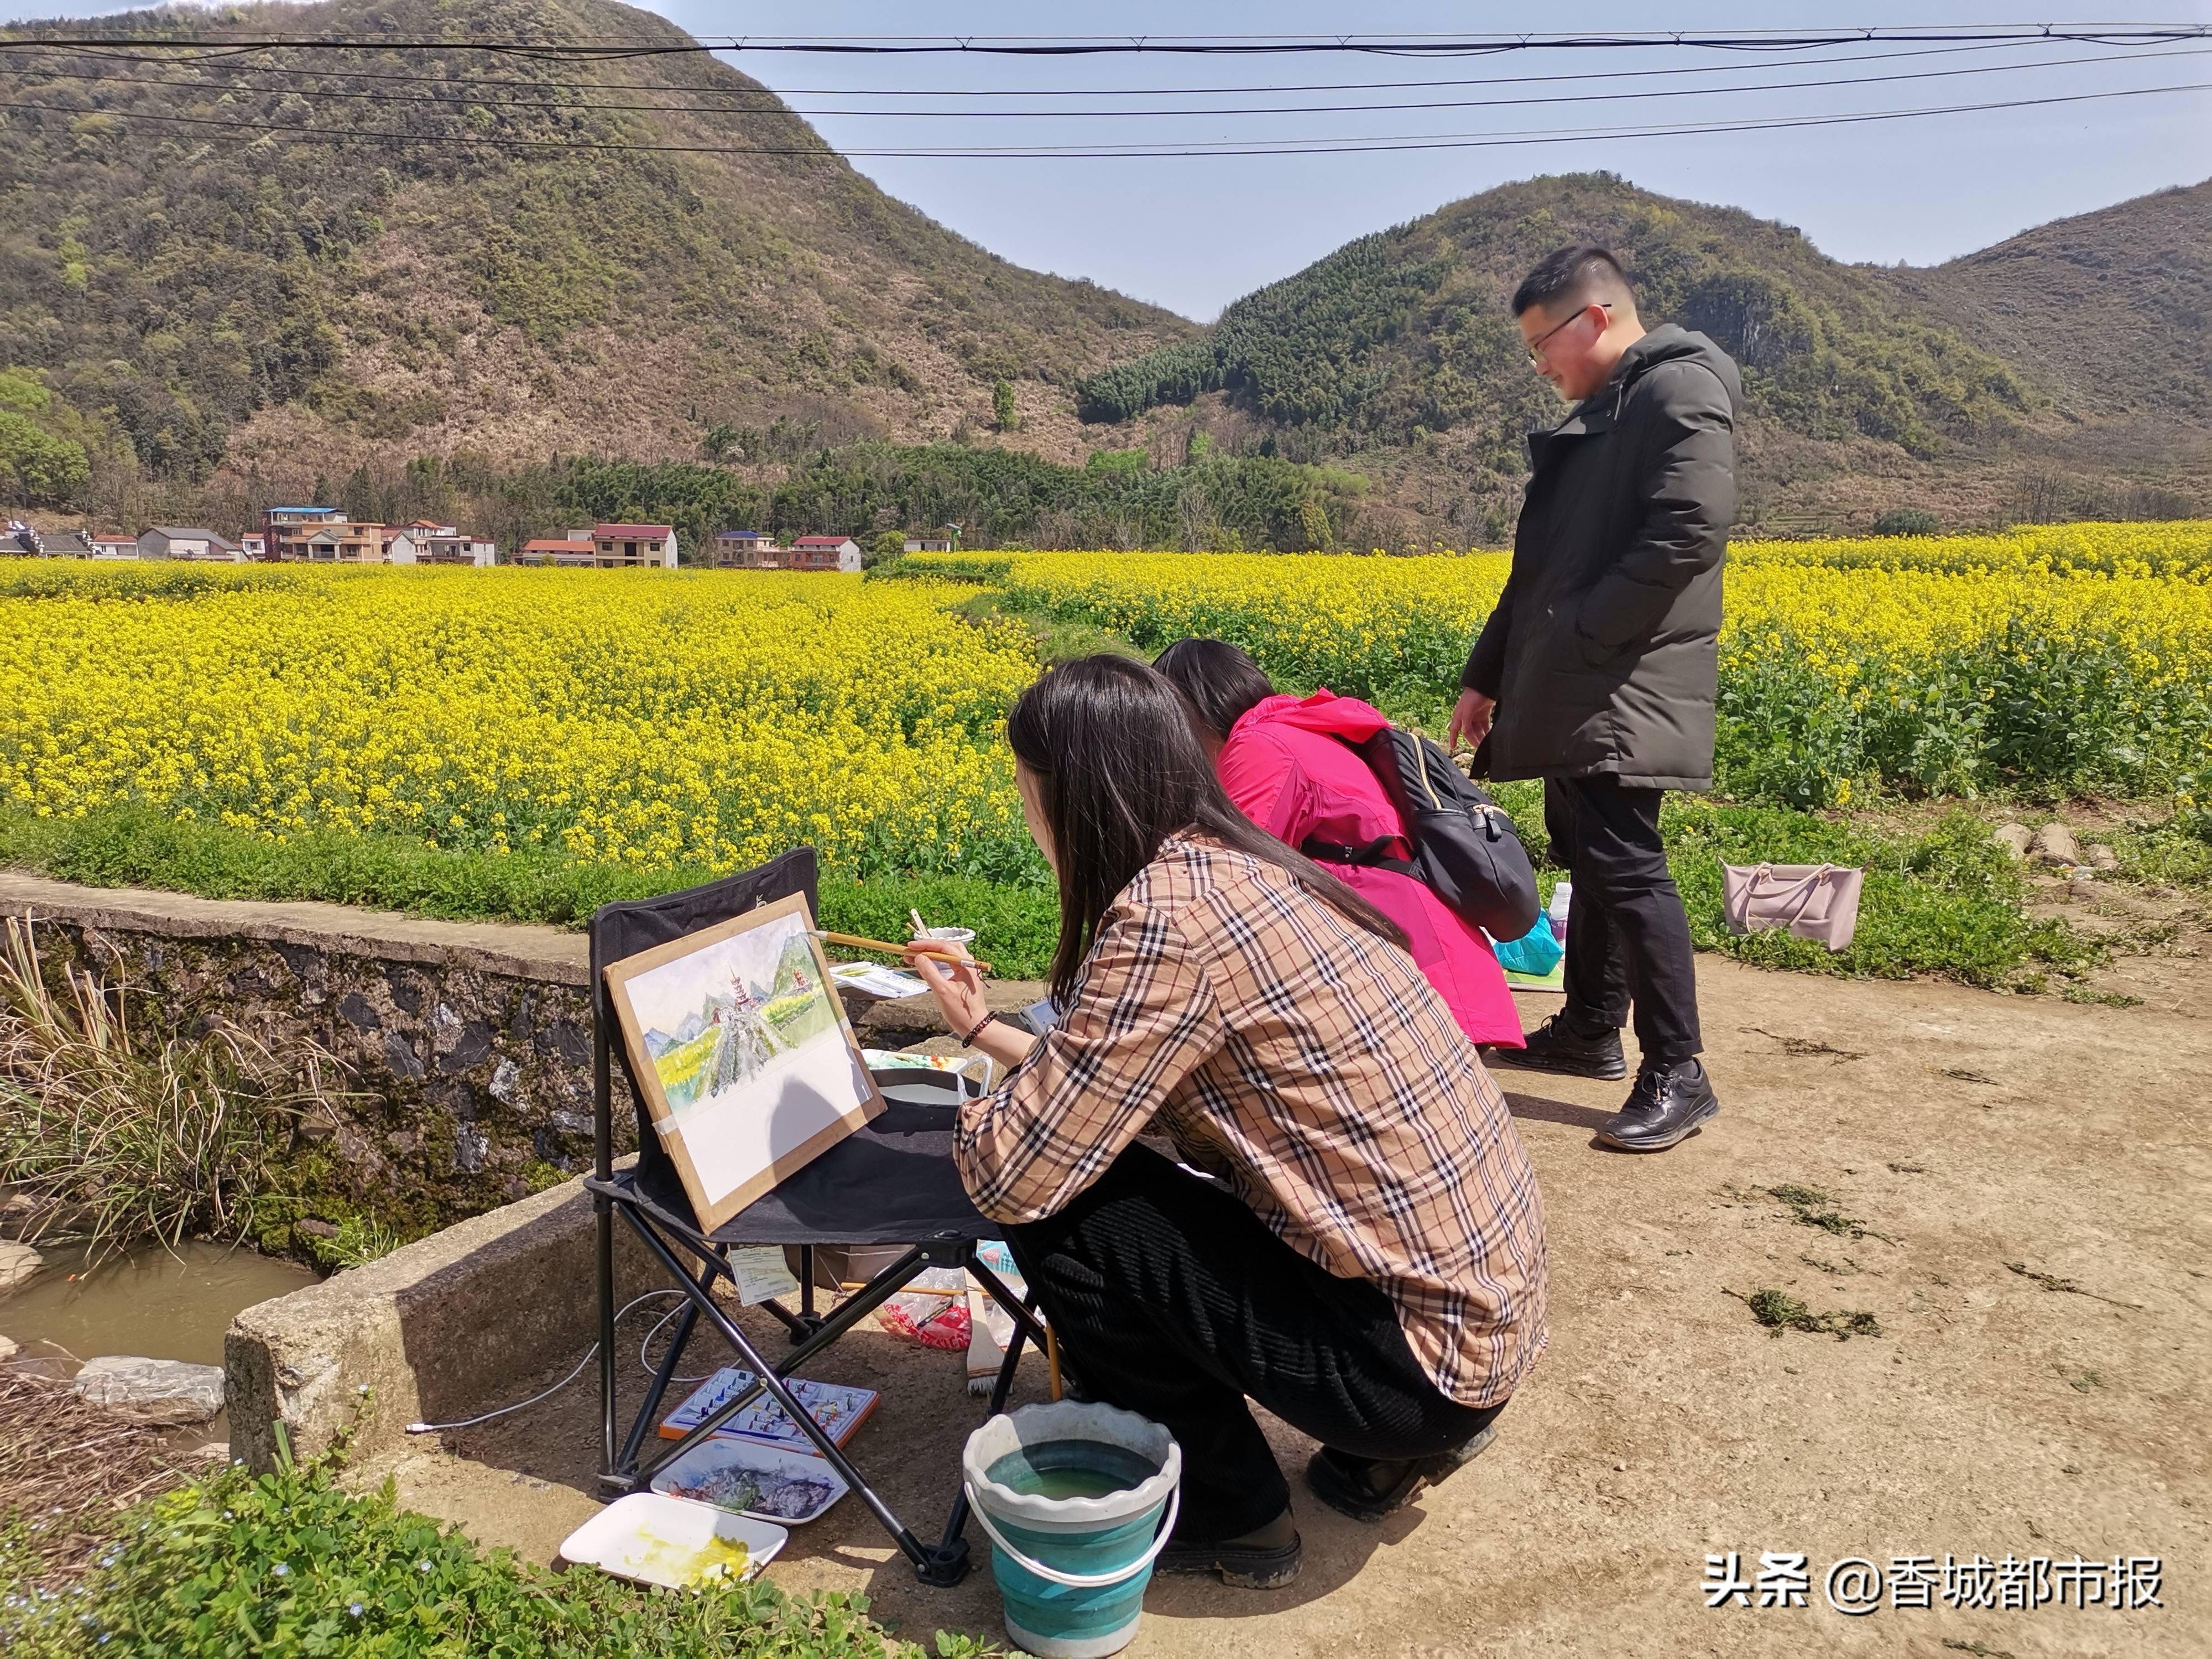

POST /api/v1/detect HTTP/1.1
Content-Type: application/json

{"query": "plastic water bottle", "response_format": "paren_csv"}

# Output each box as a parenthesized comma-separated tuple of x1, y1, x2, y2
(1548, 880, 1573, 943)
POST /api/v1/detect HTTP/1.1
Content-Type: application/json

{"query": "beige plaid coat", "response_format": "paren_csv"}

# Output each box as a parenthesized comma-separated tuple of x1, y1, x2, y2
(956, 834, 1548, 1406)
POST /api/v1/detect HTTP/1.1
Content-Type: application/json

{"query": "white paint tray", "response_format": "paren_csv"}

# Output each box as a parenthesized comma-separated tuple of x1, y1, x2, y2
(560, 1491, 785, 1589)
(649, 1435, 852, 1525)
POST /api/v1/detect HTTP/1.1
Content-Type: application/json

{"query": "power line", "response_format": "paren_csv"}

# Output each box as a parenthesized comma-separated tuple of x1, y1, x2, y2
(0, 34, 2088, 107)
(6, 24, 2210, 64)
(0, 34, 2084, 102)
(6, 43, 2201, 121)
(6, 77, 2204, 159)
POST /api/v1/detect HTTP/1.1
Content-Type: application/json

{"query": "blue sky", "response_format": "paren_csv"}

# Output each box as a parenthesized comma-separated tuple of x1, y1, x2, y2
(9, 2, 2209, 317)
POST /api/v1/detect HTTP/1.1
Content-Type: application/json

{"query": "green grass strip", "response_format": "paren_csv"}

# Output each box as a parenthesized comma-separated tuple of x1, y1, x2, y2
(0, 805, 1061, 982)
(0, 798, 2091, 991)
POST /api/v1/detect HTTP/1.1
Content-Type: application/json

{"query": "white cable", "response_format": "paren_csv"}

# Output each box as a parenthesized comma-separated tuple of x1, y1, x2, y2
(404, 1291, 686, 1433)
(638, 1298, 721, 1385)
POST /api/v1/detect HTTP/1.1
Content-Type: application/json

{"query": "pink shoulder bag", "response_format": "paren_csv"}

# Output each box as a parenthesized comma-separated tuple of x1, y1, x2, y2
(1720, 862, 1864, 952)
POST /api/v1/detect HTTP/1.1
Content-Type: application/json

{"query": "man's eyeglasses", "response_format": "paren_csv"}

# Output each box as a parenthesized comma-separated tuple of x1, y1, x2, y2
(1526, 302, 1610, 364)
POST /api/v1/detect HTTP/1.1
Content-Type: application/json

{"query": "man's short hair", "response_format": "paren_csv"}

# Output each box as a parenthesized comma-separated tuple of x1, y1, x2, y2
(1511, 244, 1635, 318)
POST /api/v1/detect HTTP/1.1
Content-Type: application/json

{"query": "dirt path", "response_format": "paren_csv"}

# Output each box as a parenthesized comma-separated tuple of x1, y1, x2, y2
(386, 950, 2210, 1657)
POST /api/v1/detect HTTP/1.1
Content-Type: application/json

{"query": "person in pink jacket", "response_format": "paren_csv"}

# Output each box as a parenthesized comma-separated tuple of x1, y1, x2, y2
(1156, 639, 1526, 1051)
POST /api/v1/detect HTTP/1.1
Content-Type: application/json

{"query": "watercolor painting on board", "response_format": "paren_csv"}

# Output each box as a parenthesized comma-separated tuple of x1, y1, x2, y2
(604, 894, 882, 1229)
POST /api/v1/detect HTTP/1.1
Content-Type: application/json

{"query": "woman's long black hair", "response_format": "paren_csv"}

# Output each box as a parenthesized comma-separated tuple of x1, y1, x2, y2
(1152, 637, 1278, 741)
(1007, 655, 1407, 1005)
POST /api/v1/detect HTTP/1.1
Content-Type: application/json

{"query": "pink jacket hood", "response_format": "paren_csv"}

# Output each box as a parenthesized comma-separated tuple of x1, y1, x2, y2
(1228, 689, 1392, 745)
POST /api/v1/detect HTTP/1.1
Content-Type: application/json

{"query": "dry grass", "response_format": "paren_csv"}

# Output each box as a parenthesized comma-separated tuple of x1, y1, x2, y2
(0, 1371, 192, 1595)
(0, 915, 348, 1263)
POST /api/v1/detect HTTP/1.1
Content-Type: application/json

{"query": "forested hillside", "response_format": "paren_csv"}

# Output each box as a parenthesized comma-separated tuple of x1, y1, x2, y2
(1, 0, 2203, 549)
(1075, 173, 2209, 540)
(1887, 179, 2211, 424)
(0, 0, 1191, 502)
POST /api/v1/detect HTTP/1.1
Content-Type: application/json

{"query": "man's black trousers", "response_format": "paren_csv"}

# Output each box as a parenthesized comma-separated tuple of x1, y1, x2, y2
(1004, 1144, 1503, 1542)
(1543, 774, 1703, 1066)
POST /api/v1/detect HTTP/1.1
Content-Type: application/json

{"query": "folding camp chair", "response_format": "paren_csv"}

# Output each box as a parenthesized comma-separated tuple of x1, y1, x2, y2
(583, 849, 1049, 1587)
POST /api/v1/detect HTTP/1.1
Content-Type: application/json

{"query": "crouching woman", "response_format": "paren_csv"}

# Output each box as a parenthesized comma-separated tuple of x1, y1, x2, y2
(906, 656, 1547, 1590)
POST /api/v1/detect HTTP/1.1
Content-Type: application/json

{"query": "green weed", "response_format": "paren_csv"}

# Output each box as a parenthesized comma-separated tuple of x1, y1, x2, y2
(1735, 1287, 1884, 1340)
(1, 1400, 1000, 1658)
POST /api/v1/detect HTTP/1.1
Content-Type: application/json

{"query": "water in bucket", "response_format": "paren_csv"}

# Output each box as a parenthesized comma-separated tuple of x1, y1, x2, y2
(963, 1402, 1183, 1659)
(987, 1439, 1161, 1503)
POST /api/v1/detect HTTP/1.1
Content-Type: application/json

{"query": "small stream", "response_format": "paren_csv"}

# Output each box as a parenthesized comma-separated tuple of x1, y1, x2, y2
(3, 1240, 319, 1447)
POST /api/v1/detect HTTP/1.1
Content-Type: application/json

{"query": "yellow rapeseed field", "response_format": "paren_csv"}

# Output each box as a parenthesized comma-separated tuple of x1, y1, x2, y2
(0, 564, 1039, 878)
(4, 522, 2209, 879)
(928, 521, 2212, 804)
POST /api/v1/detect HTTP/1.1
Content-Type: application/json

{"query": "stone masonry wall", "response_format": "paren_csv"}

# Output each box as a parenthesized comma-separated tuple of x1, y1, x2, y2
(0, 874, 629, 1243)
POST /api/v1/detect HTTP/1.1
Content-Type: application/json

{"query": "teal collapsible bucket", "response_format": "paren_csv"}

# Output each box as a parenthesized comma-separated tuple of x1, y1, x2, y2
(962, 1401, 1182, 1659)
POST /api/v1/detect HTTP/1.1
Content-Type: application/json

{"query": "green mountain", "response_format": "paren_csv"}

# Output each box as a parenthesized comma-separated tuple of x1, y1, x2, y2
(0, 0, 1192, 498)
(2, 0, 2201, 546)
(1885, 179, 2211, 424)
(1074, 173, 2209, 539)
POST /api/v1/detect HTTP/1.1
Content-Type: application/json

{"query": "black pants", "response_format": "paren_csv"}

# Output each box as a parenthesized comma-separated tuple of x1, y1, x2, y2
(1004, 1144, 1504, 1541)
(1543, 774, 1703, 1065)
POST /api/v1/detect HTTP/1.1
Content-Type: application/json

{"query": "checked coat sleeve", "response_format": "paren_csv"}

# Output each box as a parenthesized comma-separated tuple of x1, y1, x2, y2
(954, 901, 1223, 1224)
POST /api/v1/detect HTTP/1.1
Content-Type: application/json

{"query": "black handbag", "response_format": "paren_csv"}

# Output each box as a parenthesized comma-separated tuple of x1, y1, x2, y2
(1301, 726, 1541, 941)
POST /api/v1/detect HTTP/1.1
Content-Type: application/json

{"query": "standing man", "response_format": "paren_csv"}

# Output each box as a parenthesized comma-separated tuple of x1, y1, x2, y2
(1447, 244, 1740, 1154)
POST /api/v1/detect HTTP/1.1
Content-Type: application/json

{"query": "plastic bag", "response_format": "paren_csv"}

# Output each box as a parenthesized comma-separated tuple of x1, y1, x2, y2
(1489, 917, 1565, 977)
(872, 1266, 972, 1350)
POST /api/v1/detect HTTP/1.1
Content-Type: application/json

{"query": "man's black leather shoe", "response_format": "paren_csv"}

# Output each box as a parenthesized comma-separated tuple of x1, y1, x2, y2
(1489, 1011, 1627, 1081)
(1597, 1058, 1719, 1152)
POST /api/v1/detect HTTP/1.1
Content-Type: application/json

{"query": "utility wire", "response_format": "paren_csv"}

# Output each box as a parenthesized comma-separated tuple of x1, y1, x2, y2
(6, 77, 2205, 159)
(3, 42, 2200, 120)
(6, 25, 2210, 60)
(0, 34, 2104, 99)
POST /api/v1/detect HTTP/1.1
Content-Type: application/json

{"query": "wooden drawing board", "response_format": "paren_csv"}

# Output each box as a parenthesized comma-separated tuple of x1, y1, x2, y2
(603, 891, 885, 1234)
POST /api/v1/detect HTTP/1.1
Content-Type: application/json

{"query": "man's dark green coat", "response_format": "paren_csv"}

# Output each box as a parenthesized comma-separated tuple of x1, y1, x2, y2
(1463, 325, 1741, 792)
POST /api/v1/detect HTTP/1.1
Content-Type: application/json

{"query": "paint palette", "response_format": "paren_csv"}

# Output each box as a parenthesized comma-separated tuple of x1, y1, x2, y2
(650, 1436, 853, 1526)
(559, 1492, 786, 1589)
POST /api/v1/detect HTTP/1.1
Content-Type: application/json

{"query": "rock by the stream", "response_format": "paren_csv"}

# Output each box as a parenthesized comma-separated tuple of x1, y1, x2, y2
(1992, 823, 2034, 860)
(0, 1240, 44, 1297)
(0, 1334, 18, 1363)
(72, 1355, 227, 1426)
(2085, 842, 2119, 870)
(2028, 822, 2083, 868)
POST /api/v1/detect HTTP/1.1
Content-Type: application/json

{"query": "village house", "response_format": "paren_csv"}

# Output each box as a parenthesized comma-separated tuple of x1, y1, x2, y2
(712, 530, 780, 568)
(262, 506, 346, 561)
(390, 520, 496, 566)
(133, 527, 225, 561)
(516, 537, 599, 567)
(787, 535, 863, 572)
(589, 523, 679, 568)
(137, 527, 242, 562)
(902, 534, 956, 554)
(300, 521, 388, 563)
(90, 534, 138, 560)
(239, 533, 267, 559)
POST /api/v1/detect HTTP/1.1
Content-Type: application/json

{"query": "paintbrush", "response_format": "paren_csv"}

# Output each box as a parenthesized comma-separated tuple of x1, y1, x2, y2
(817, 930, 992, 974)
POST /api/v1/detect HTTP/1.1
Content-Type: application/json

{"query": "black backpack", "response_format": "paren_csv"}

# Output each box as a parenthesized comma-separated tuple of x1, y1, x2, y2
(1300, 726, 1541, 941)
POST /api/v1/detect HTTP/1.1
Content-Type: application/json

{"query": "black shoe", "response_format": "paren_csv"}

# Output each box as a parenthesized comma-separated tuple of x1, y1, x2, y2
(1304, 1423, 1500, 1524)
(1489, 1011, 1627, 1081)
(1154, 1509, 1302, 1588)
(1597, 1059, 1719, 1152)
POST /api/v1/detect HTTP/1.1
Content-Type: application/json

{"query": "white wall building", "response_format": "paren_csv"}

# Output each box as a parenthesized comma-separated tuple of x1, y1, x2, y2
(138, 527, 242, 561)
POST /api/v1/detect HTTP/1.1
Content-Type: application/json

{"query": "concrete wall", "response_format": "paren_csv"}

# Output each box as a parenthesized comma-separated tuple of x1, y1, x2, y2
(225, 1171, 662, 1470)
(0, 874, 625, 1243)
